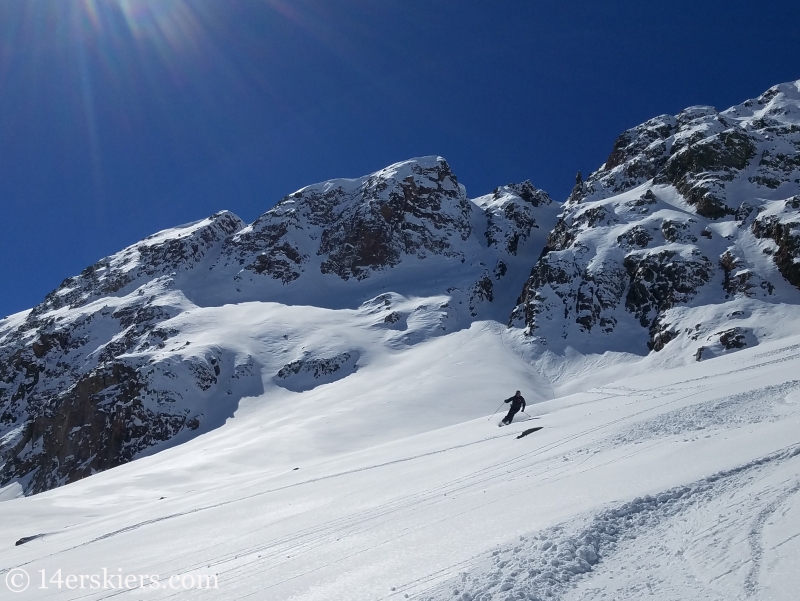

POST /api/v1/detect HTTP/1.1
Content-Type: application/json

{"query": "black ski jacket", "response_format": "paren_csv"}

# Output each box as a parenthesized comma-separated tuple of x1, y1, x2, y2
(505, 394, 526, 412)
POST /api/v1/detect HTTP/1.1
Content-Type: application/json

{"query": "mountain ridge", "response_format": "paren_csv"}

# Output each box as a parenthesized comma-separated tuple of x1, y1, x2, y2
(2, 80, 800, 496)
(0, 156, 559, 494)
(512, 79, 800, 356)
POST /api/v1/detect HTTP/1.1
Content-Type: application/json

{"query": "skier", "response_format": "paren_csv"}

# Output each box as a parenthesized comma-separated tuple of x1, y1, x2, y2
(500, 390, 526, 425)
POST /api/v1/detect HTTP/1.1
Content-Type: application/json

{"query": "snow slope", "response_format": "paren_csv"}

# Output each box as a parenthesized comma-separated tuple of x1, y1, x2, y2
(1, 327, 799, 600)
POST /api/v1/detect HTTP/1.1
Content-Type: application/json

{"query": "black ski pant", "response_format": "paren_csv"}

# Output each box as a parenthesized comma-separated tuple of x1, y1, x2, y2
(502, 406, 520, 424)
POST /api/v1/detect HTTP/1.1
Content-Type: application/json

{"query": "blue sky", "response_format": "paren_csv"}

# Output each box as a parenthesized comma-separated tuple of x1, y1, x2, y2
(1, 0, 799, 318)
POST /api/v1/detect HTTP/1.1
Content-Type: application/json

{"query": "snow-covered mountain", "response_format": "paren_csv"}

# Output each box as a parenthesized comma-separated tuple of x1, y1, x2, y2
(0, 156, 560, 495)
(4, 79, 800, 498)
(512, 80, 800, 359)
(1, 79, 800, 601)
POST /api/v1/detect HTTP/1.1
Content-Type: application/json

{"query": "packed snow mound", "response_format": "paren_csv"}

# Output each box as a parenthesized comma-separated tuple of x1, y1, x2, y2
(513, 79, 800, 355)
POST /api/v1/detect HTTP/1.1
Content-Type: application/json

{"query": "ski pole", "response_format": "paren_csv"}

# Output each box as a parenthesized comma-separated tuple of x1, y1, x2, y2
(488, 401, 504, 420)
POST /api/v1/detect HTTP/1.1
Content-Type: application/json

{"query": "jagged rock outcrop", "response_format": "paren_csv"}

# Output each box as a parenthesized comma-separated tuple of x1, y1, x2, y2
(568, 82, 800, 218)
(513, 80, 800, 352)
(213, 157, 472, 284)
(275, 352, 360, 392)
(0, 213, 257, 493)
(481, 181, 554, 255)
(751, 196, 800, 289)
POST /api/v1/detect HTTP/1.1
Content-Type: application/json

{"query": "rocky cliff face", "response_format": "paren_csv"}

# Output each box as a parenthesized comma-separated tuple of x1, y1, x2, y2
(512, 80, 800, 354)
(751, 195, 800, 289)
(0, 156, 557, 495)
(198, 157, 560, 313)
(0, 213, 261, 493)
(218, 158, 471, 284)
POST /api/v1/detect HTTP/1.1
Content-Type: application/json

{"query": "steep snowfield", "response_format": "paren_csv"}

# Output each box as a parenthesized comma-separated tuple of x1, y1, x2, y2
(1, 322, 799, 600)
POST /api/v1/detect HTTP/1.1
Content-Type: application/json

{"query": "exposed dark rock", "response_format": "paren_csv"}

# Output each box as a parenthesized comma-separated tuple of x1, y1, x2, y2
(655, 129, 756, 218)
(650, 323, 677, 352)
(545, 219, 576, 253)
(218, 158, 473, 283)
(482, 182, 555, 257)
(275, 352, 359, 392)
(0, 215, 257, 496)
(625, 190, 659, 215)
(0, 362, 195, 494)
(494, 260, 508, 279)
(384, 311, 402, 324)
(718, 251, 774, 297)
(696, 327, 754, 361)
(277, 353, 355, 380)
(751, 197, 800, 290)
(31, 212, 244, 315)
(566, 115, 676, 206)
(661, 220, 697, 244)
(502, 181, 553, 207)
(719, 327, 749, 349)
(624, 251, 713, 329)
(469, 273, 494, 317)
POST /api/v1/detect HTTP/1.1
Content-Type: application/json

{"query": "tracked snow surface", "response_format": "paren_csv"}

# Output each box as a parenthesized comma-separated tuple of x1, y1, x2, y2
(0, 82, 800, 600)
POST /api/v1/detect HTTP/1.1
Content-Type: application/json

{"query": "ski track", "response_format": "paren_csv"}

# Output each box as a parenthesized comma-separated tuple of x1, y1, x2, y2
(743, 482, 800, 598)
(406, 446, 800, 601)
(0, 429, 527, 575)
(606, 381, 800, 449)
(592, 351, 800, 397)
(99, 400, 798, 598)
